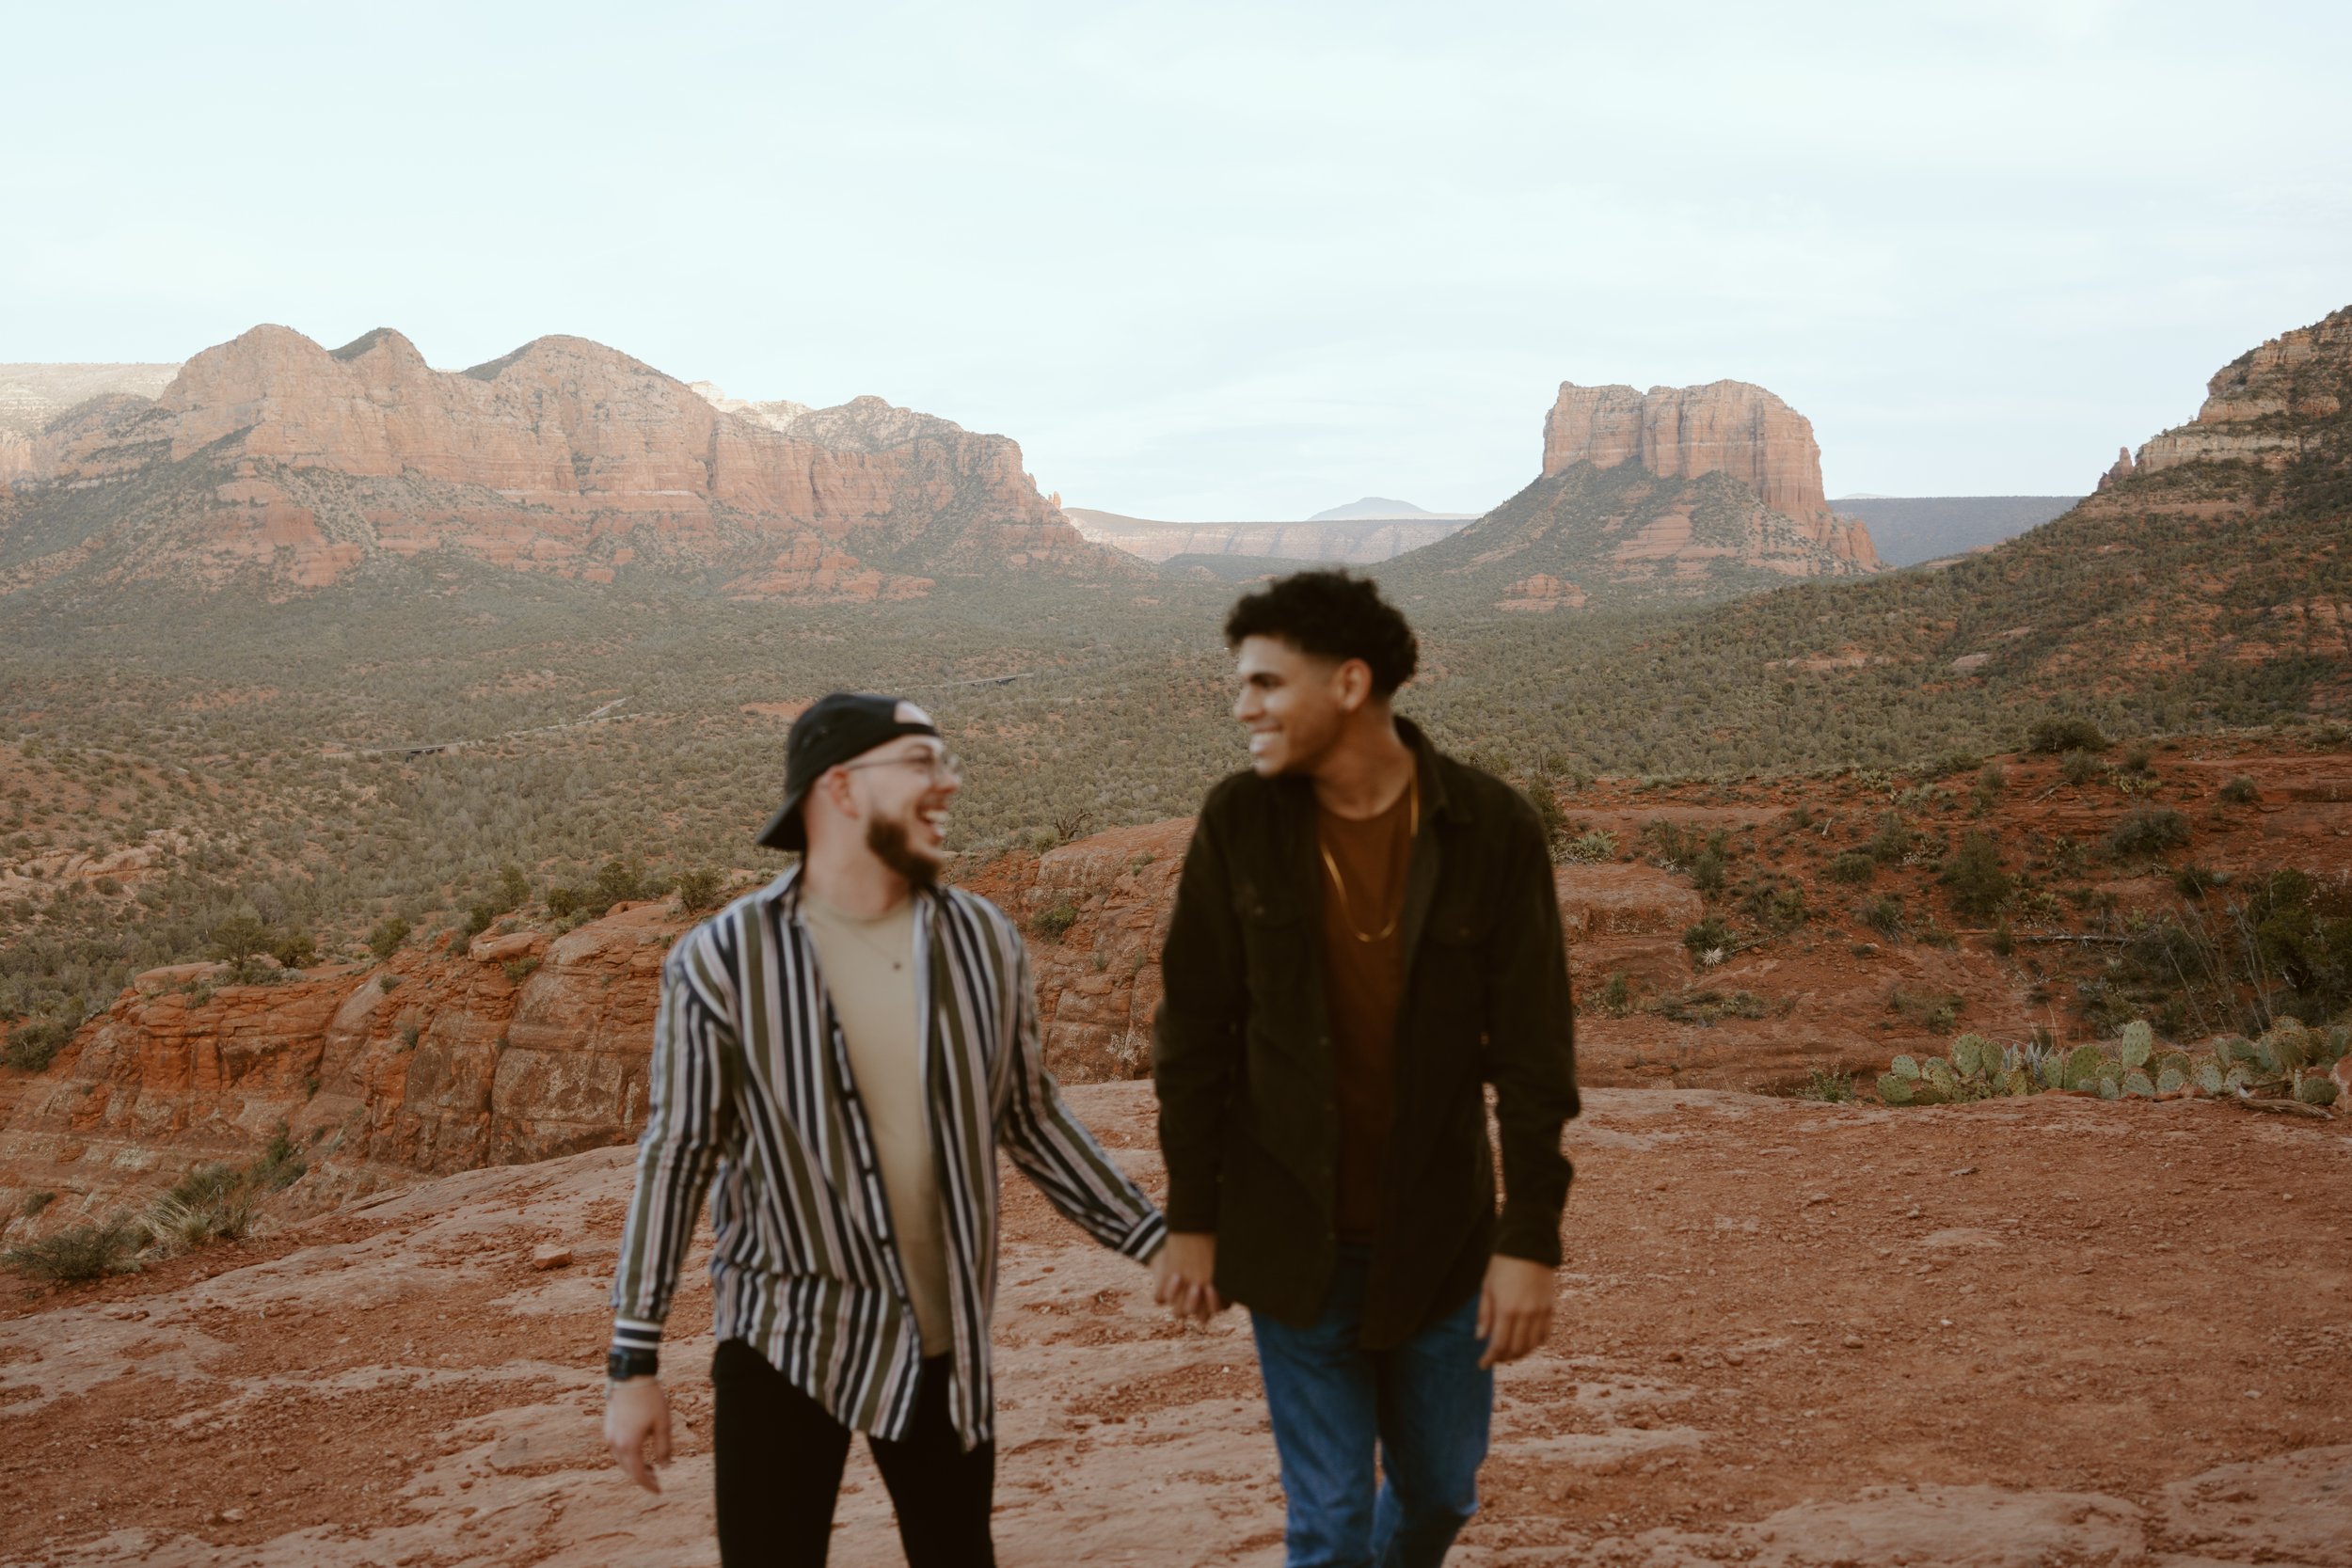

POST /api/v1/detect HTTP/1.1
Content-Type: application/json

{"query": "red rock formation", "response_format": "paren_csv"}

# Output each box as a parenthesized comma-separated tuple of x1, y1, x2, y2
(1542, 381, 1879, 568)
(2095, 446, 2136, 489)
(2135, 305, 2352, 474)
(9, 326, 1133, 597)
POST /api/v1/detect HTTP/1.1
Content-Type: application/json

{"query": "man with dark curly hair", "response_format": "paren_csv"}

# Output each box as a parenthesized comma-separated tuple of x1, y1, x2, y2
(1151, 569, 1580, 1568)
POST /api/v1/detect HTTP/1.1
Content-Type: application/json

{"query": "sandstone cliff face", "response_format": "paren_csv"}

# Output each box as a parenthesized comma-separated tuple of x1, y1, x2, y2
(0, 903, 685, 1228)
(2135, 306, 2352, 475)
(1, 326, 1130, 598)
(1543, 380, 1878, 568)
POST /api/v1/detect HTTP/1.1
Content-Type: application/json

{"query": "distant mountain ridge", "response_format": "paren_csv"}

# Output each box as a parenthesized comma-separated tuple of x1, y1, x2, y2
(1828, 496, 2084, 567)
(1308, 497, 1475, 522)
(1064, 507, 1470, 566)
(0, 326, 1136, 602)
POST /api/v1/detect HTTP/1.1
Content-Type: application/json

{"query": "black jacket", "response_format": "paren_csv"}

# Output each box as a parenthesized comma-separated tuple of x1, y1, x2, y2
(1152, 719, 1579, 1348)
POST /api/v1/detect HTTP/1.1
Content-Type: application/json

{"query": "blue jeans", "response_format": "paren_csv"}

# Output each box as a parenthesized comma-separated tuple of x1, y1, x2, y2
(1250, 1246, 1493, 1568)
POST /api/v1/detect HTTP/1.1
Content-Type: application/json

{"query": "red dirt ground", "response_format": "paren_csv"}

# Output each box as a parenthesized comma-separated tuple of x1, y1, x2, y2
(3, 1083, 2347, 1567)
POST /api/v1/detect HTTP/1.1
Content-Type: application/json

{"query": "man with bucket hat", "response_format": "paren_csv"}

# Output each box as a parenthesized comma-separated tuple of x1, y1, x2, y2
(602, 692, 1170, 1565)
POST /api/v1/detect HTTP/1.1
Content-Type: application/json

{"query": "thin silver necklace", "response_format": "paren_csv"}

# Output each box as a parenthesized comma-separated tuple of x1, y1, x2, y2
(811, 901, 912, 972)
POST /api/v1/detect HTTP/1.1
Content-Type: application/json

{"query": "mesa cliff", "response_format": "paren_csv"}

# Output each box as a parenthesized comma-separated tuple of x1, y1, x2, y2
(1543, 380, 1879, 568)
(2133, 305, 2352, 476)
(0, 327, 1135, 599)
(1379, 377, 1880, 612)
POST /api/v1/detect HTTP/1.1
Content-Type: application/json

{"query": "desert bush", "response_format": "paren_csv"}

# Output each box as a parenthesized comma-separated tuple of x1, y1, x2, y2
(270, 932, 317, 969)
(1826, 849, 1876, 885)
(673, 867, 726, 913)
(1939, 832, 2011, 921)
(3, 1016, 76, 1073)
(247, 1127, 305, 1192)
(1682, 916, 1734, 963)
(1867, 811, 1915, 864)
(2027, 717, 2110, 753)
(1788, 1069, 1854, 1102)
(3, 1217, 144, 1282)
(368, 916, 411, 961)
(2107, 807, 2190, 859)
(1859, 895, 1906, 938)
(1031, 902, 1079, 941)
(2218, 775, 2260, 804)
(1564, 829, 1618, 864)
(2059, 749, 2103, 785)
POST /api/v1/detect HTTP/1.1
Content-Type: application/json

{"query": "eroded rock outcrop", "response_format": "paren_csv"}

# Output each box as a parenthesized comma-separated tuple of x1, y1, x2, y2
(3, 326, 1132, 598)
(1543, 381, 1878, 568)
(2135, 305, 2352, 475)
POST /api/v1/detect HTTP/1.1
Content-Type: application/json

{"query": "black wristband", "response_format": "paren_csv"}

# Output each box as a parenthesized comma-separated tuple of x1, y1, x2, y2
(607, 1347, 660, 1382)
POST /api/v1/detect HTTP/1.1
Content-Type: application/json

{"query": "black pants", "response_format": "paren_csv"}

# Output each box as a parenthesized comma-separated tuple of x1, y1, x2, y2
(711, 1338, 995, 1567)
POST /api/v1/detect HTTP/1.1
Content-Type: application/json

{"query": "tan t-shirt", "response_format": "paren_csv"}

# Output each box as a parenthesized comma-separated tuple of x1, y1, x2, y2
(801, 895, 952, 1355)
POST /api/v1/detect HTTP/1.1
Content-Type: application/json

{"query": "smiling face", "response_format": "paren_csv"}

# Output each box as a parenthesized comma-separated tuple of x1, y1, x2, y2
(815, 735, 961, 884)
(1232, 634, 1365, 778)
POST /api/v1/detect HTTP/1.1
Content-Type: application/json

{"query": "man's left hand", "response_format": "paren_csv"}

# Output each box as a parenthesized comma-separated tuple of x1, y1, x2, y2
(1475, 1254, 1554, 1369)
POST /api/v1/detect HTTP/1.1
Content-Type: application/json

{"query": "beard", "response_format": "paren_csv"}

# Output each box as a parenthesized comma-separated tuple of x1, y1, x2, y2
(866, 814, 942, 890)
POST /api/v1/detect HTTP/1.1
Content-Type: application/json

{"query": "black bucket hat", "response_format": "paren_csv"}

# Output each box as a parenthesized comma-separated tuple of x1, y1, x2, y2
(755, 692, 942, 852)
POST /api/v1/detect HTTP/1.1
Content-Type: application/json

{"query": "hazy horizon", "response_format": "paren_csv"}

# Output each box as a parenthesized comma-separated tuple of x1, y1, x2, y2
(7, 1, 2347, 517)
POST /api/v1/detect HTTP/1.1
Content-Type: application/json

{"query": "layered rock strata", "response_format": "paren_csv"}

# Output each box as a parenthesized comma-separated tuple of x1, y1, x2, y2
(1, 326, 1131, 597)
(1543, 380, 1878, 568)
(2135, 306, 2352, 474)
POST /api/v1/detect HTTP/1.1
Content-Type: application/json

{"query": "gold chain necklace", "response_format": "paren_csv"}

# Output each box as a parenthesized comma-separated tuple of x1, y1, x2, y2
(1319, 771, 1418, 944)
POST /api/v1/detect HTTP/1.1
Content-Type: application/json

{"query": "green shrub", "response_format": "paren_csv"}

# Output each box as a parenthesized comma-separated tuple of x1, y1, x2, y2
(1939, 832, 2011, 921)
(1860, 895, 1906, 937)
(1789, 1069, 1854, 1102)
(2060, 749, 2103, 785)
(3, 1218, 143, 1282)
(1031, 902, 1079, 941)
(1564, 829, 1618, 864)
(1867, 811, 1914, 864)
(2218, 776, 2260, 804)
(673, 867, 726, 913)
(463, 902, 498, 939)
(1682, 916, 1734, 962)
(1593, 971, 1631, 1015)
(248, 1127, 305, 1192)
(2027, 717, 2109, 753)
(546, 886, 581, 918)
(3, 1016, 75, 1073)
(368, 916, 411, 962)
(1826, 849, 1876, 885)
(2107, 807, 2190, 859)
(270, 932, 317, 969)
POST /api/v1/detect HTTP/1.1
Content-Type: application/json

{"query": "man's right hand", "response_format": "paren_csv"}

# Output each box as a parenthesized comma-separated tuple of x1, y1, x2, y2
(604, 1377, 673, 1494)
(1152, 1231, 1225, 1323)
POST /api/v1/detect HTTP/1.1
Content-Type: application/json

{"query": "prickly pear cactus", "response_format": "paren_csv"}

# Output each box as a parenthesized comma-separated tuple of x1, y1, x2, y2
(2156, 1051, 2193, 1083)
(1878, 1072, 1915, 1106)
(2063, 1045, 2106, 1091)
(2295, 1075, 2339, 1108)
(2122, 1069, 2155, 1098)
(2120, 1021, 2153, 1069)
(1952, 1035, 1989, 1077)
(2004, 1067, 2035, 1097)
(2096, 1076, 2122, 1101)
(2195, 1060, 2225, 1096)
(1891, 1054, 1921, 1082)
(2324, 1026, 2351, 1065)
(1924, 1057, 1958, 1095)
(1910, 1083, 1951, 1106)
(2222, 1037, 2259, 1066)
(2156, 1067, 2186, 1095)
(2225, 1063, 2256, 1094)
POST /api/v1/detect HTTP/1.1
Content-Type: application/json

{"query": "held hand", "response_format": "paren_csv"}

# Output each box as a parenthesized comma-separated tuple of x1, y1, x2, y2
(1474, 1254, 1554, 1370)
(604, 1377, 673, 1494)
(1152, 1231, 1225, 1323)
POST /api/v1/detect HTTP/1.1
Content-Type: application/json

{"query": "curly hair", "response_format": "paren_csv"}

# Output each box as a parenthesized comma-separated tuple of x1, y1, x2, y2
(1222, 570, 1420, 698)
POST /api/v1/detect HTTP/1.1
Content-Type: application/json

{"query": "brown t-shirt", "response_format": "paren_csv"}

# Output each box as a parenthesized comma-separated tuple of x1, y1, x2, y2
(1318, 782, 1416, 1243)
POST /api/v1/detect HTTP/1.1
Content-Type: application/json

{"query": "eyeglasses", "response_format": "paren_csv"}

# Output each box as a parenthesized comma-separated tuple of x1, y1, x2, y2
(838, 751, 962, 786)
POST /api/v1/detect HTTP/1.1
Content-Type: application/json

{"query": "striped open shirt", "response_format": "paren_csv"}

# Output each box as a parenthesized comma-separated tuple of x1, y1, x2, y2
(610, 867, 1166, 1449)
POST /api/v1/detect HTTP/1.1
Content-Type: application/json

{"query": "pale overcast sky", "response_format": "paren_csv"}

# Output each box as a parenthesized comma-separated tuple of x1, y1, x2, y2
(7, 1, 2346, 517)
